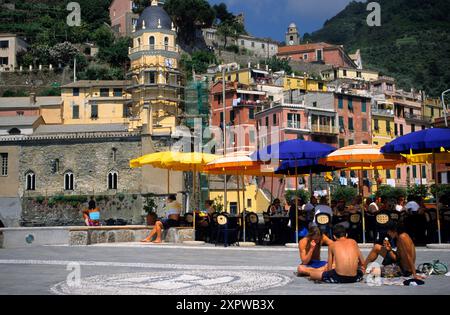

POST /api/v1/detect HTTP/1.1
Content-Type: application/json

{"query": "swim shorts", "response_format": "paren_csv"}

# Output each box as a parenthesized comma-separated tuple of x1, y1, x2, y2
(322, 269, 364, 284)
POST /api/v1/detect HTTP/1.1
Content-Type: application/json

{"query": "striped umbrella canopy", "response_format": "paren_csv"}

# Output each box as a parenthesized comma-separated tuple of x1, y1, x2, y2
(319, 144, 406, 169)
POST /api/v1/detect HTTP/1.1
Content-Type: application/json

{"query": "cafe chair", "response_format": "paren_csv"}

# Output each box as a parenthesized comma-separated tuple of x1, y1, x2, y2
(215, 213, 238, 247)
(375, 212, 390, 244)
(348, 213, 362, 242)
(245, 212, 260, 244)
(315, 213, 332, 237)
(184, 213, 194, 227)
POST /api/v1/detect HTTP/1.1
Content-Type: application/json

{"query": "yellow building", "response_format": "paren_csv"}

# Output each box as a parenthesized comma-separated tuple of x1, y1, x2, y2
(284, 75, 327, 92)
(424, 97, 443, 122)
(127, 0, 183, 135)
(61, 80, 131, 125)
(321, 67, 379, 82)
(209, 183, 270, 214)
(371, 99, 395, 182)
(213, 67, 271, 86)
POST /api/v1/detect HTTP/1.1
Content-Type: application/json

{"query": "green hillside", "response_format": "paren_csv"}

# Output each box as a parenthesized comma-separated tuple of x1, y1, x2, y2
(310, 0, 450, 96)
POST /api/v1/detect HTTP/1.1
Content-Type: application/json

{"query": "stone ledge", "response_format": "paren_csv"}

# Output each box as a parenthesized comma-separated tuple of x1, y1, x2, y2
(426, 244, 450, 250)
(239, 242, 256, 247)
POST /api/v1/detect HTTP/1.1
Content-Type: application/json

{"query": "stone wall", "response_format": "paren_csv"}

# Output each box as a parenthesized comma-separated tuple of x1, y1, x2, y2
(21, 193, 145, 226)
(0, 67, 71, 96)
(18, 137, 142, 197)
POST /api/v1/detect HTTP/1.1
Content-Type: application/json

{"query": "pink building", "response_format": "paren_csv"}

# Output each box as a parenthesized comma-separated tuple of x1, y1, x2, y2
(109, 0, 139, 36)
(210, 81, 268, 154)
(278, 42, 357, 68)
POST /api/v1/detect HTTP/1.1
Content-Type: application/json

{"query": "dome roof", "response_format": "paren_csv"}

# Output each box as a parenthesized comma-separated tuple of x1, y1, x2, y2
(136, 5, 173, 31)
(289, 23, 297, 28)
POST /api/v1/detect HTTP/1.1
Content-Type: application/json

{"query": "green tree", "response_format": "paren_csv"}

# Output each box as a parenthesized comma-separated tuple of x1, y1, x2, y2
(180, 51, 216, 80)
(217, 20, 245, 49)
(49, 42, 79, 66)
(164, 0, 215, 43)
(97, 37, 132, 68)
(212, 3, 234, 24)
(93, 25, 116, 49)
(262, 56, 292, 74)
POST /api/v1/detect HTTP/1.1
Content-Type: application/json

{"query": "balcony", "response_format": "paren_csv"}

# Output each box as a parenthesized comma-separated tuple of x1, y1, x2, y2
(129, 45, 179, 55)
(285, 121, 310, 134)
(371, 107, 394, 117)
(311, 124, 339, 135)
(404, 112, 432, 123)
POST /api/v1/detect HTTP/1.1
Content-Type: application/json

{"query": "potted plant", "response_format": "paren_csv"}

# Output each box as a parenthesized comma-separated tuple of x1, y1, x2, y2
(143, 197, 158, 225)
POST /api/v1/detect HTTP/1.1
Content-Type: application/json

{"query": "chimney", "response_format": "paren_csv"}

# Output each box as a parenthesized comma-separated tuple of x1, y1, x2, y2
(30, 93, 36, 105)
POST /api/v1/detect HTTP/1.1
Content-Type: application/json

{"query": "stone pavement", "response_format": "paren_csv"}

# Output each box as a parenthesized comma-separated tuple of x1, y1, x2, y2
(0, 243, 450, 295)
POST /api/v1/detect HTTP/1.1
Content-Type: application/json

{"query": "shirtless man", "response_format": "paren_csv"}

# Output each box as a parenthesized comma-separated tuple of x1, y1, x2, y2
(297, 226, 334, 276)
(365, 222, 423, 279)
(310, 225, 365, 283)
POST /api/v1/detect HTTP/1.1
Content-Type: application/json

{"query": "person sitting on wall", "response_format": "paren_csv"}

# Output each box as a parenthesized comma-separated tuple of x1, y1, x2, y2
(141, 194, 181, 244)
(82, 197, 101, 226)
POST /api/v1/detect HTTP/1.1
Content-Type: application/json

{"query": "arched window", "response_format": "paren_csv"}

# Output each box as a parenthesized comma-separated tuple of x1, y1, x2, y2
(149, 36, 155, 49)
(111, 148, 117, 162)
(8, 128, 21, 135)
(108, 171, 118, 190)
(25, 171, 35, 191)
(164, 37, 169, 50)
(64, 171, 74, 191)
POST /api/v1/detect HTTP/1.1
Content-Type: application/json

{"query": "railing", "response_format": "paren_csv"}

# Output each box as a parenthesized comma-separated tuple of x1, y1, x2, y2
(129, 45, 179, 54)
(371, 107, 394, 116)
(311, 124, 339, 134)
(286, 121, 304, 129)
(404, 112, 432, 122)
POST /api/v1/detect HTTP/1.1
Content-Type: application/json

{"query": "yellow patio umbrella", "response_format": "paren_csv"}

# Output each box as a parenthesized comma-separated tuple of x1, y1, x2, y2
(130, 151, 220, 241)
(320, 144, 406, 243)
(204, 152, 271, 244)
(402, 148, 450, 164)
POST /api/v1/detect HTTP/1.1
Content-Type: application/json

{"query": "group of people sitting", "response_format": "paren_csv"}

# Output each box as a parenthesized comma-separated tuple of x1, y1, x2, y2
(297, 223, 423, 284)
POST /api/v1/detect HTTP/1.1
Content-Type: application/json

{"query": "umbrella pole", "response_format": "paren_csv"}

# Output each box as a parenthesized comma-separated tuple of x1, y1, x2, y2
(433, 150, 442, 244)
(295, 167, 299, 244)
(271, 174, 274, 204)
(237, 174, 241, 217)
(167, 169, 170, 194)
(360, 168, 366, 244)
(193, 170, 196, 241)
(242, 174, 246, 243)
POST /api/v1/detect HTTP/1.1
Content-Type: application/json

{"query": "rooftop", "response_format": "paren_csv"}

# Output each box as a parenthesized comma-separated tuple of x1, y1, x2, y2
(62, 80, 131, 88)
(0, 96, 62, 109)
(0, 116, 42, 127)
(34, 124, 130, 134)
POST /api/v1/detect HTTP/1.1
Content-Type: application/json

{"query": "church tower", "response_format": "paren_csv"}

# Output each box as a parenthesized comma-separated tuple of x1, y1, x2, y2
(127, 0, 183, 135)
(285, 23, 300, 46)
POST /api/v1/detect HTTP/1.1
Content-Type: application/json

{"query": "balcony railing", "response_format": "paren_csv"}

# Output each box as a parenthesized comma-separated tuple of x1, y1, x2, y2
(129, 45, 179, 54)
(404, 112, 432, 123)
(311, 124, 339, 134)
(371, 107, 394, 116)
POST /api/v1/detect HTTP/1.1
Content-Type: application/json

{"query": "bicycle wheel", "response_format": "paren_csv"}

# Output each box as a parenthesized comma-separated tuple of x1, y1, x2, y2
(432, 262, 448, 275)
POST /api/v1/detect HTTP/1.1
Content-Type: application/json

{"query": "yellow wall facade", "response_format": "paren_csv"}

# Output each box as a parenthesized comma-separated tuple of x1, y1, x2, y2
(40, 106, 62, 124)
(209, 184, 270, 214)
(284, 76, 327, 92)
(62, 86, 131, 125)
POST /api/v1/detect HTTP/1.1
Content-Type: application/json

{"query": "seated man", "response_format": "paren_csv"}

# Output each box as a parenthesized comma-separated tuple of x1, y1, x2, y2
(141, 194, 181, 243)
(297, 226, 333, 276)
(310, 225, 365, 284)
(364, 222, 423, 279)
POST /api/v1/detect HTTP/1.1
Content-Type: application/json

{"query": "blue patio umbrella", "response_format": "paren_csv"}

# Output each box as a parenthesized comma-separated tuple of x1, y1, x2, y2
(252, 140, 336, 243)
(275, 158, 342, 175)
(251, 139, 337, 162)
(381, 128, 450, 243)
(381, 128, 450, 154)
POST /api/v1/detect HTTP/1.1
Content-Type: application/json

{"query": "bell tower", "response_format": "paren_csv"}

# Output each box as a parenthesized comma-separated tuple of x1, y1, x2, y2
(127, 0, 183, 135)
(286, 23, 300, 46)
